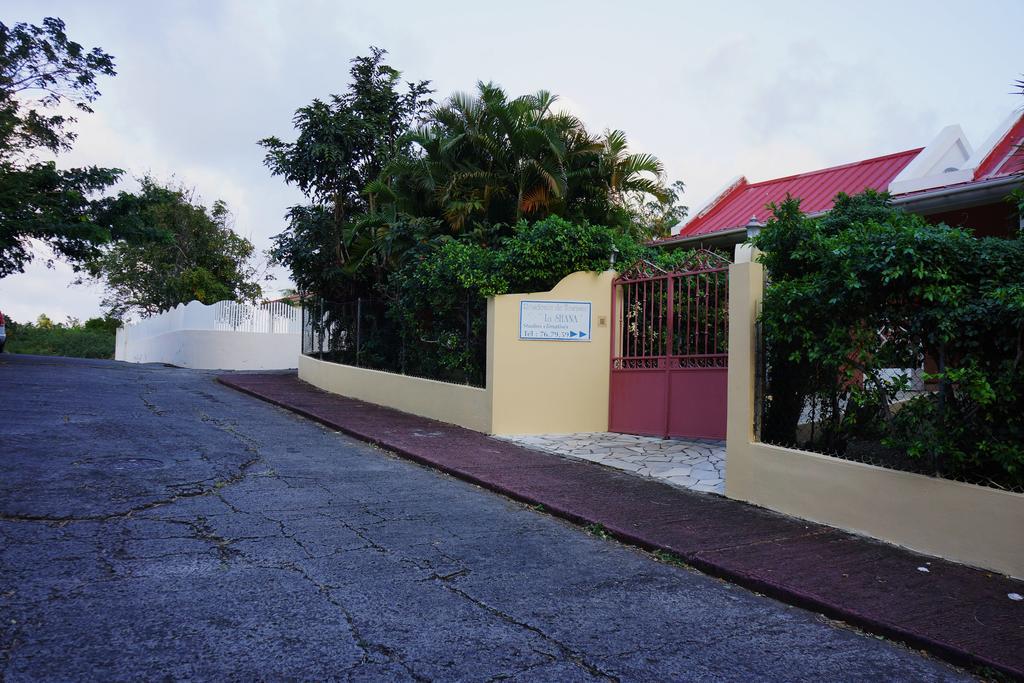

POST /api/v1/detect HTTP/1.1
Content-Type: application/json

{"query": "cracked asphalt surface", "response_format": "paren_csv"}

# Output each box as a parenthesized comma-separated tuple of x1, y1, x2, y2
(0, 354, 971, 681)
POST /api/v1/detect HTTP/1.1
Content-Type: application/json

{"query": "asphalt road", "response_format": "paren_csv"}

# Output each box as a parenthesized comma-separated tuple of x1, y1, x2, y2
(0, 354, 970, 681)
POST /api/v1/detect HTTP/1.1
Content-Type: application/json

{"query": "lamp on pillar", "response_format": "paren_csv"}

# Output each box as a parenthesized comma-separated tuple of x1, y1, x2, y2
(609, 245, 620, 268)
(745, 215, 765, 240)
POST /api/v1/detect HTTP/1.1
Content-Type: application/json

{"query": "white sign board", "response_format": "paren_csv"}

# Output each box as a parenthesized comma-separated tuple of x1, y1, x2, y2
(519, 300, 592, 341)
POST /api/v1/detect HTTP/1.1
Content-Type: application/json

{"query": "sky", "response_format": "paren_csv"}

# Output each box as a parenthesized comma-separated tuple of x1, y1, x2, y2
(2, 0, 1022, 323)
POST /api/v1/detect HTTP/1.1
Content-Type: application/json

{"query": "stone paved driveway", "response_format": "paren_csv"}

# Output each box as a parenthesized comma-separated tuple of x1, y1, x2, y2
(0, 355, 967, 681)
(498, 432, 726, 494)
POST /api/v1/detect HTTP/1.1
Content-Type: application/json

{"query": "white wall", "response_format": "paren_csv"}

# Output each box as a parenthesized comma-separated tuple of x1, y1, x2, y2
(116, 300, 301, 370)
(118, 328, 299, 370)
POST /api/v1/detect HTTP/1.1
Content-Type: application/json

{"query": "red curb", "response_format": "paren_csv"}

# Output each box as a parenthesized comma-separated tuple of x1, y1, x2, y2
(217, 372, 1024, 679)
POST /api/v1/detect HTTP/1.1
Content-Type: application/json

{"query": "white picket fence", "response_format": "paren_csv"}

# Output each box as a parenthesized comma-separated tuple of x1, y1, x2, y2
(115, 299, 301, 370)
(211, 300, 301, 334)
(120, 300, 300, 340)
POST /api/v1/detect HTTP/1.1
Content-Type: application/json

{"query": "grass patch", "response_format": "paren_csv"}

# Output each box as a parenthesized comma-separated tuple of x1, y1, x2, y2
(652, 549, 688, 568)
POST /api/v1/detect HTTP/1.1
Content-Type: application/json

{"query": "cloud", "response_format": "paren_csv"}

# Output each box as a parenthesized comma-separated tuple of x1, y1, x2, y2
(3, 0, 1022, 321)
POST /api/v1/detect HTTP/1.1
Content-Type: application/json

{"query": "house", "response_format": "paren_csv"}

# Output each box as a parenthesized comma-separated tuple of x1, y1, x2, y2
(655, 110, 1024, 250)
(890, 111, 1024, 237)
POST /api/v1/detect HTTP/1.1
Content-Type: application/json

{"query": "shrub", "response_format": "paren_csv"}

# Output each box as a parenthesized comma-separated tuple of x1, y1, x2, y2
(5, 316, 117, 359)
(495, 216, 646, 293)
(380, 216, 685, 385)
(385, 239, 497, 384)
(754, 191, 1024, 487)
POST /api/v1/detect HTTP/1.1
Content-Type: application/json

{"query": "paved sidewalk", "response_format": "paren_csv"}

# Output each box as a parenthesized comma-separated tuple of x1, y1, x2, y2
(497, 433, 725, 494)
(218, 372, 1024, 678)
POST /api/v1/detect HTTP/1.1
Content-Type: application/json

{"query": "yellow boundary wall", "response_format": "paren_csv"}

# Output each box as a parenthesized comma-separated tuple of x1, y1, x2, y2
(299, 355, 492, 432)
(297, 270, 615, 436)
(488, 270, 615, 435)
(726, 257, 1024, 579)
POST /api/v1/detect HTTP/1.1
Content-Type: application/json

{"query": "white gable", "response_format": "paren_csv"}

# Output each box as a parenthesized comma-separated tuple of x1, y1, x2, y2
(889, 125, 974, 195)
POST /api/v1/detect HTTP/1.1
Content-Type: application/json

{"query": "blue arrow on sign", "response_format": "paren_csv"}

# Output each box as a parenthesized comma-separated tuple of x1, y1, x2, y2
(579, 331, 587, 338)
(568, 331, 577, 337)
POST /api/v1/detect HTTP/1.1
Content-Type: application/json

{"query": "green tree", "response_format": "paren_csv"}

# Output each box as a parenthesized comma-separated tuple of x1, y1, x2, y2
(386, 216, 651, 385)
(262, 47, 681, 309)
(0, 17, 124, 276)
(260, 47, 433, 301)
(630, 179, 688, 239)
(399, 84, 593, 227)
(597, 129, 666, 203)
(84, 178, 263, 318)
(387, 84, 673, 237)
(4, 314, 116, 358)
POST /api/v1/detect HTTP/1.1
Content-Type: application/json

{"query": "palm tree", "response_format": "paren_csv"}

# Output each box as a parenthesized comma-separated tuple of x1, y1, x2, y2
(381, 83, 598, 230)
(372, 84, 672, 238)
(599, 129, 669, 205)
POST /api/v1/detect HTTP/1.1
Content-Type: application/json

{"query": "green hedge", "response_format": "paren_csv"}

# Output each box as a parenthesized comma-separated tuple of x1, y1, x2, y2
(306, 216, 705, 386)
(755, 191, 1024, 488)
(4, 317, 117, 359)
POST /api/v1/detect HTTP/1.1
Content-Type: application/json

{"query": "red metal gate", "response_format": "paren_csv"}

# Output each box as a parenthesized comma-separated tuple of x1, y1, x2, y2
(609, 251, 729, 439)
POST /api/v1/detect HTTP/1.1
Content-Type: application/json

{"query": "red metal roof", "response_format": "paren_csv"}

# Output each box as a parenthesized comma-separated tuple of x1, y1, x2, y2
(662, 148, 922, 242)
(973, 112, 1024, 180)
(884, 113, 1024, 203)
